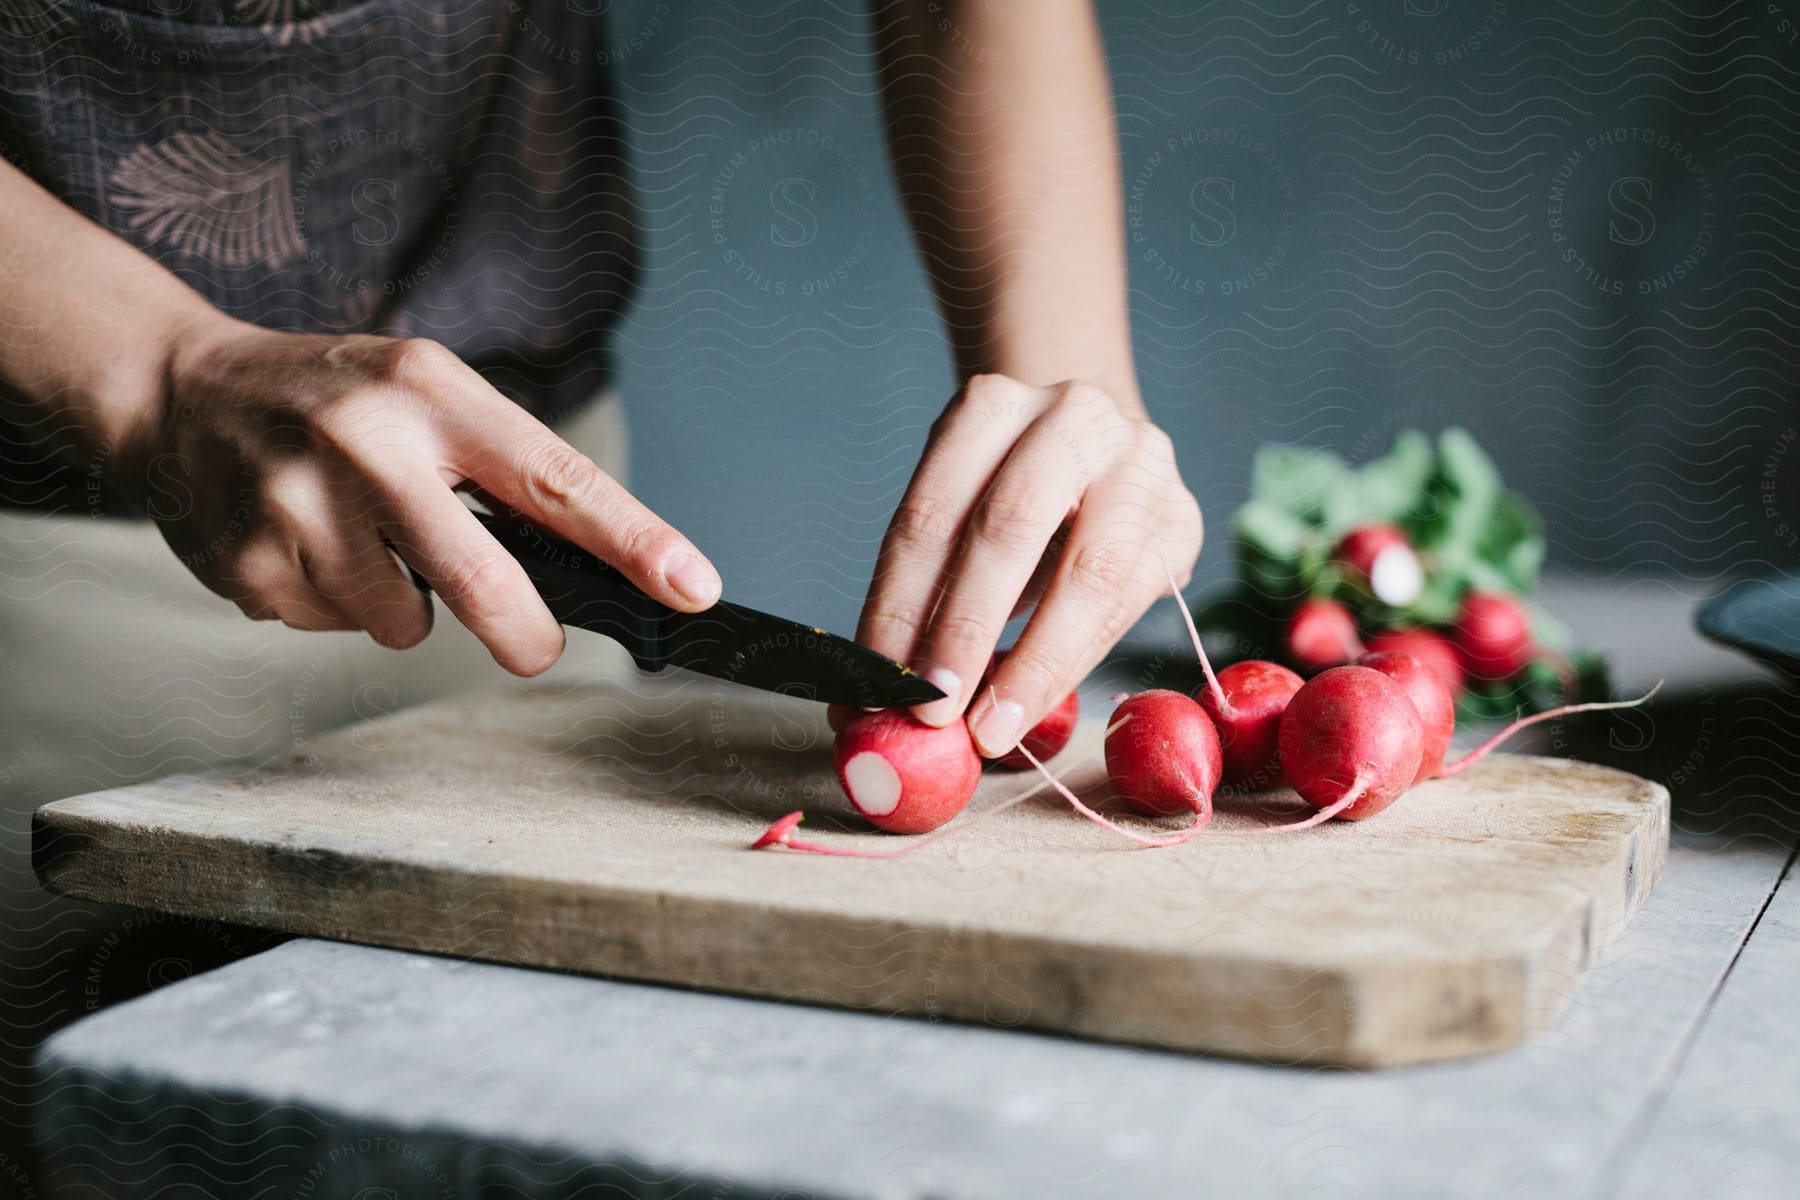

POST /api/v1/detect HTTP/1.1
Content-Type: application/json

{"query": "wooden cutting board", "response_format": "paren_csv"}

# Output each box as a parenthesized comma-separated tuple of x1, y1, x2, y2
(33, 674, 1667, 1067)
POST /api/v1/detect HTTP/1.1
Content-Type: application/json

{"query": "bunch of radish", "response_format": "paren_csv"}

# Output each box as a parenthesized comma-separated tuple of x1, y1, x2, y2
(1280, 520, 1560, 700)
(754, 577, 1653, 855)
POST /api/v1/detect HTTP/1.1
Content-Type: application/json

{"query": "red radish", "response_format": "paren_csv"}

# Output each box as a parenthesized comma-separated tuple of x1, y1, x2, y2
(1359, 651, 1456, 783)
(981, 649, 1080, 771)
(1277, 665, 1423, 824)
(1365, 627, 1464, 695)
(1454, 590, 1535, 682)
(1104, 690, 1223, 819)
(832, 711, 980, 834)
(1161, 565, 1303, 791)
(1333, 522, 1424, 607)
(1286, 598, 1365, 672)
(1198, 660, 1304, 789)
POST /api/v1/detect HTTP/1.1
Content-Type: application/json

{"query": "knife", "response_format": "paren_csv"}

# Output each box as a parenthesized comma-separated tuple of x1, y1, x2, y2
(425, 511, 944, 708)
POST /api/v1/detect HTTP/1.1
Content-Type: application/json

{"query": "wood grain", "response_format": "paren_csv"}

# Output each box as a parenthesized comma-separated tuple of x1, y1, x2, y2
(33, 675, 1669, 1067)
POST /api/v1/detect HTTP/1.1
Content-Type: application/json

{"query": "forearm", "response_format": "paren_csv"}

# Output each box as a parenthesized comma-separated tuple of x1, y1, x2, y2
(873, 0, 1141, 412)
(0, 158, 224, 465)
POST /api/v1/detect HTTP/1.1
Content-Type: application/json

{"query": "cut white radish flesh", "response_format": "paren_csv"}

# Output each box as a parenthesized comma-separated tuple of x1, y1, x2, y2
(1368, 544, 1424, 607)
(842, 751, 901, 816)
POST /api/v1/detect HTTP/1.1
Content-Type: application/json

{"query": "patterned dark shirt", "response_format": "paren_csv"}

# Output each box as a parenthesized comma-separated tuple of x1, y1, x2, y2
(0, 0, 639, 508)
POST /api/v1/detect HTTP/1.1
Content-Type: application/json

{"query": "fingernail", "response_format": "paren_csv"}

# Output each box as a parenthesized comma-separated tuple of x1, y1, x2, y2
(665, 552, 721, 607)
(972, 697, 1025, 758)
(913, 667, 963, 727)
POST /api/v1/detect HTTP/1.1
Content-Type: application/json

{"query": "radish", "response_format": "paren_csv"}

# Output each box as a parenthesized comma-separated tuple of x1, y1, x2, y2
(1198, 661, 1303, 789)
(1365, 626, 1463, 694)
(1277, 665, 1423, 824)
(980, 649, 1080, 771)
(1454, 590, 1535, 682)
(1162, 568, 1302, 790)
(1359, 651, 1455, 783)
(1104, 690, 1223, 820)
(832, 710, 981, 834)
(1286, 598, 1364, 672)
(1333, 522, 1424, 607)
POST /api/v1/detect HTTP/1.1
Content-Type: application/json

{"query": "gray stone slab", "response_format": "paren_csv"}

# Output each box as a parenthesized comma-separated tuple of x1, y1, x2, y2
(35, 827, 1788, 1200)
(1612, 852, 1800, 1200)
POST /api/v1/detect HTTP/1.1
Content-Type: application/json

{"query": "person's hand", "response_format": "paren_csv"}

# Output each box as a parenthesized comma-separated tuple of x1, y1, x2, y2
(119, 317, 720, 674)
(852, 375, 1202, 756)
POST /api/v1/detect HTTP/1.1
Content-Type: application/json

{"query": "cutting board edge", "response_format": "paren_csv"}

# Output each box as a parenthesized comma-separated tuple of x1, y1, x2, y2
(29, 771, 1670, 1069)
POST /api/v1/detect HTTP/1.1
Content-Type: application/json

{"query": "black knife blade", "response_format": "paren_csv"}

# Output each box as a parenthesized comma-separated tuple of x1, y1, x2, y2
(460, 511, 944, 708)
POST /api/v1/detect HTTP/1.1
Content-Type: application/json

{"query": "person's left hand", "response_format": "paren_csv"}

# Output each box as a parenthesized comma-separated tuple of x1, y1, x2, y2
(847, 374, 1203, 758)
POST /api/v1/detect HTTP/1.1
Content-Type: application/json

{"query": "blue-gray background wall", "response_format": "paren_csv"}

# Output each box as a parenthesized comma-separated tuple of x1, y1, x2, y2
(604, 0, 1800, 638)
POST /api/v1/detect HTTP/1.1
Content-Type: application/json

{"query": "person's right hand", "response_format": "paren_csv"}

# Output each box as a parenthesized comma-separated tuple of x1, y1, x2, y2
(119, 317, 721, 675)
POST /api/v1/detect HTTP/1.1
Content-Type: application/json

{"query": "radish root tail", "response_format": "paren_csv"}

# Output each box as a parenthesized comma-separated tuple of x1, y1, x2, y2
(1016, 741, 1207, 848)
(1220, 777, 1368, 836)
(1164, 563, 1230, 717)
(750, 780, 1051, 858)
(1436, 680, 1664, 780)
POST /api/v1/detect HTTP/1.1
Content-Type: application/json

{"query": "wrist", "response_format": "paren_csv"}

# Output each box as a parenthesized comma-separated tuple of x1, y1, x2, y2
(957, 351, 1144, 418)
(94, 302, 244, 513)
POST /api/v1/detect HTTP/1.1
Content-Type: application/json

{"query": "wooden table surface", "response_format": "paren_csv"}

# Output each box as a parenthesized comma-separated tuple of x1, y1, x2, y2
(29, 579, 1800, 1198)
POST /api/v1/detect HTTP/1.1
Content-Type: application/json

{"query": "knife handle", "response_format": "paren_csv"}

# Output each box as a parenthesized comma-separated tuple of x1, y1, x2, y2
(397, 511, 671, 671)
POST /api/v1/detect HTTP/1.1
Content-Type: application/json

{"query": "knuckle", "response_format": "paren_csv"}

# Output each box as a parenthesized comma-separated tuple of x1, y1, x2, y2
(862, 605, 924, 646)
(930, 609, 999, 657)
(1067, 540, 1134, 601)
(519, 440, 607, 515)
(962, 373, 1035, 421)
(259, 472, 317, 533)
(999, 640, 1064, 700)
(439, 552, 523, 620)
(1052, 380, 1111, 416)
(1132, 420, 1176, 459)
(962, 373, 1009, 405)
(222, 538, 289, 602)
(377, 338, 455, 389)
(973, 487, 1044, 549)
(309, 396, 381, 455)
(888, 494, 957, 552)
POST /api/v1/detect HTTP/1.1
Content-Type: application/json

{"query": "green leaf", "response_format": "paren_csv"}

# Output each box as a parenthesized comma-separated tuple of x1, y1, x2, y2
(1410, 428, 1500, 585)
(1406, 569, 1465, 624)
(1340, 430, 1434, 530)
(1439, 427, 1501, 503)
(1475, 493, 1545, 594)
(1232, 499, 1311, 563)
(1249, 444, 1346, 523)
